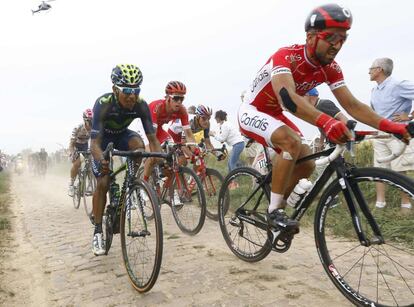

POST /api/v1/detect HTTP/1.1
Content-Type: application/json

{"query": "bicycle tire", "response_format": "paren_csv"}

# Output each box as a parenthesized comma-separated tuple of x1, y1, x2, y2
(72, 177, 82, 209)
(170, 166, 206, 235)
(120, 179, 163, 293)
(104, 207, 114, 255)
(218, 167, 272, 262)
(82, 169, 96, 218)
(203, 168, 225, 221)
(314, 167, 414, 307)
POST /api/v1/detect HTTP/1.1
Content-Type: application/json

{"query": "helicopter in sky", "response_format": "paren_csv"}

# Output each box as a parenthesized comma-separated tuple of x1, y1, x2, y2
(31, 0, 56, 15)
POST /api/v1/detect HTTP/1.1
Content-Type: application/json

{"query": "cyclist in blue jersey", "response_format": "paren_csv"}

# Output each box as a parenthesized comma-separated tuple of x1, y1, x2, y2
(90, 64, 162, 256)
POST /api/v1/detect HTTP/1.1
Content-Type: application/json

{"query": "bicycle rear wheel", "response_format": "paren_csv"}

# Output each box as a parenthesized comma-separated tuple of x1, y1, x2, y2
(82, 169, 96, 218)
(169, 166, 206, 235)
(218, 167, 272, 262)
(120, 179, 163, 293)
(203, 168, 225, 221)
(72, 177, 82, 209)
(315, 167, 414, 306)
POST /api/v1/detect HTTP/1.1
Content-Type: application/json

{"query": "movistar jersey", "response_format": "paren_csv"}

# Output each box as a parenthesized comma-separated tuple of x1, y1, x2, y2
(91, 93, 154, 139)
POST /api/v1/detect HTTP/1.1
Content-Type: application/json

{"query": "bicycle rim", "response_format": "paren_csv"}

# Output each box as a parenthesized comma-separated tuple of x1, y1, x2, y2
(72, 179, 81, 209)
(203, 168, 225, 221)
(218, 167, 272, 262)
(170, 166, 206, 235)
(315, 167, 414, 306)
(120, 180, 163, 292)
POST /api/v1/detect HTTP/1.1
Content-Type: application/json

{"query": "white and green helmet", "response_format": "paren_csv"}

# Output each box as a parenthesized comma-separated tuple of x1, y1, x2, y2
(111, 64, 143, 87)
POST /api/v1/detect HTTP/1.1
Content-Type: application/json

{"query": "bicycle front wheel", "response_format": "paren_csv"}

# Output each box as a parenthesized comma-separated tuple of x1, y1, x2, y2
(120, 179, 163, 293)
(82, 169, 96, 218)
(72, 178, 82, 209)
(218, 167, 272, 262)
(315, 167, 414, 306)
(203, 168, 224, 221)
(170, 166, 206, 235)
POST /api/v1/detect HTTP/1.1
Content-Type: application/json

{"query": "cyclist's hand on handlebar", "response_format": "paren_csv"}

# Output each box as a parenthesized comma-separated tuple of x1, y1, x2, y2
(316, 113, 352, 144)
(99, 159, 110, 175)
(379, 119, 412, 144)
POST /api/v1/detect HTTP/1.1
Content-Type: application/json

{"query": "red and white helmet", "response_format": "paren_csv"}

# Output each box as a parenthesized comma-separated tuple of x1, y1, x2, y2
(195, 105, 212, 118)
(83, 108, 93, 120)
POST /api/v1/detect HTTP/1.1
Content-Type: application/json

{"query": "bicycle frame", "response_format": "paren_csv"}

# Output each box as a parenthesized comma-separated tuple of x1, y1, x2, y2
(233, 145, 382, 247)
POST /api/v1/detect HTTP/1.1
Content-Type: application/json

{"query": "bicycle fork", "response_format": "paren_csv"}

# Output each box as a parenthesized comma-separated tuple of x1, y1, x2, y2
(337, 171, 383, 247)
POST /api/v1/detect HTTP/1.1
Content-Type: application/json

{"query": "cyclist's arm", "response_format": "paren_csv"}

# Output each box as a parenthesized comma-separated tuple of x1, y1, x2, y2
(204, 137, 214, 150)
(180, 108, 196, 144)
(69, 127, 77, 154)
(183, 128, 196, 144)
(146, 134, 162, 153)
(332, 86, 386, 129)
(271, 74, 324, 124)
(90, 100, 105, 161)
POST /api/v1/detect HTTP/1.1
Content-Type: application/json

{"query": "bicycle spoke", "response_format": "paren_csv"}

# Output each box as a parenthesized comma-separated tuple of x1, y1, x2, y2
(316, 169, 414, 306)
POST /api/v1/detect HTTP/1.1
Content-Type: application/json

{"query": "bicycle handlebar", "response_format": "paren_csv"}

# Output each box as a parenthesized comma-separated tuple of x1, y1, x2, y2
(315, 120, 414, 166)
(103, 142, 173, 163)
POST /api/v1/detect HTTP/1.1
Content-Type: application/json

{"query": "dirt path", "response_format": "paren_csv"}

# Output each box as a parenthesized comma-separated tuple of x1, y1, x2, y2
(1, 171, 351, 306)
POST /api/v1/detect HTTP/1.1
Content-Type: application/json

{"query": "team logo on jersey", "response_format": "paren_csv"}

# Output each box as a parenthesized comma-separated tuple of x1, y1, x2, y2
(284, 54, 302, 63)
(250, 69, 270, 92)
(240, 113, 269, 131)
(272, 66, 291, 76)
(296, 80, 322, 92)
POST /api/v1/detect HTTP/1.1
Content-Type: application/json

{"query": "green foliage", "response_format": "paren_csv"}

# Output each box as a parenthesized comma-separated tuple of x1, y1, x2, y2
(209, 141, 414, 249)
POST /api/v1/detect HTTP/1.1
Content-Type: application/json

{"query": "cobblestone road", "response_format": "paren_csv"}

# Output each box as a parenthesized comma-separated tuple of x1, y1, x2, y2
(1, 172, 351, 306)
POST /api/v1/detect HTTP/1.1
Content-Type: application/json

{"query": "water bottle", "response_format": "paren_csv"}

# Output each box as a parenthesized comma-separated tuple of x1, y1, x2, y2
(287, 179, 313, 208)
(110, 182, 120, 207)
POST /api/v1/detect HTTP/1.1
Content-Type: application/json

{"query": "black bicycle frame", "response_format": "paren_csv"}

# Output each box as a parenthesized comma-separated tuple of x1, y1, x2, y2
(234, 146, 382, 246)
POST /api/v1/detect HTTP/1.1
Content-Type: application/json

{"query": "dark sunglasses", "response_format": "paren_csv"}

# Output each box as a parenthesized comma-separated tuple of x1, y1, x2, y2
(169, 95, 185, 102)
(115, 85, 141, 95)
(317, 31, 348, 45)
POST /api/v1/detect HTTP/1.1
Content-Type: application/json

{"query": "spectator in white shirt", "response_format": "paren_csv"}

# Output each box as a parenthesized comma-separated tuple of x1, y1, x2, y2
(210, 110, 245, 173)
(369, 57, 414, 212)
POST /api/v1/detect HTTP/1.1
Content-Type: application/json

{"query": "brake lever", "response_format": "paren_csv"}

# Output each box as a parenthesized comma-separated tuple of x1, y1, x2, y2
(346, 120, 357, 157)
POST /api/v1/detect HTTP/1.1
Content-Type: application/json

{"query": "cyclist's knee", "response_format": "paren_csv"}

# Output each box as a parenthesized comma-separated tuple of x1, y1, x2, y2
(276, 135, 301, 160)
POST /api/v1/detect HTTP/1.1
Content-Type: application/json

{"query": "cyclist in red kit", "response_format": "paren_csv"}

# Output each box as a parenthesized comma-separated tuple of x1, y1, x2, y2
(238, 4, 412, 230)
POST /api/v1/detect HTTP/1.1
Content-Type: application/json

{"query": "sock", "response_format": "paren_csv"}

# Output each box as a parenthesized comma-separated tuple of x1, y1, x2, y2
(401, 203, 412, 209)
(94, 223, 102, 234)
(268, 192, 284, 213)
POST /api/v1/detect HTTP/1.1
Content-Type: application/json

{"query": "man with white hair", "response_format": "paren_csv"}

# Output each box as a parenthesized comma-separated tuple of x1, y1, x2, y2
(369, 57, 414, 211)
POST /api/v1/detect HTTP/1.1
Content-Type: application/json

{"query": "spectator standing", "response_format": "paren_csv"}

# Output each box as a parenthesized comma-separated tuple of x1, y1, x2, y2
(210, 110, 245, 174)
(369, 57, 414, 212)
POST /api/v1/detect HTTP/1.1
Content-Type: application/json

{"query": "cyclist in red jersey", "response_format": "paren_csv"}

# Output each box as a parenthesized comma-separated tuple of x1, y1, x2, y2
(142, 81, 198, 180)
(238, 4, 412, 230)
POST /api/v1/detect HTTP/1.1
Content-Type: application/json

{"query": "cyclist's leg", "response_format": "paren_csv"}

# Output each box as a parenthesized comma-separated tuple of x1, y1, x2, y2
(239, 104, 300, 229)
(282, 143, 314, 199)
(91, 138, 111, 255)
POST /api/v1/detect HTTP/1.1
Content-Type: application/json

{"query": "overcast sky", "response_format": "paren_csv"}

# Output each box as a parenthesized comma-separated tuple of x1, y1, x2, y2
(1, 0, 414, 154)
